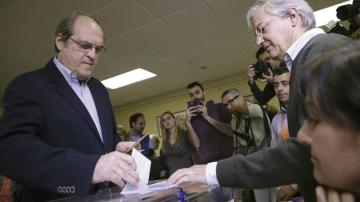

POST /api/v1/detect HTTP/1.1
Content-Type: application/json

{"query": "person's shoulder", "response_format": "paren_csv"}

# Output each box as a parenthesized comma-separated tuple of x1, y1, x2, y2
(8, 59, 52, 85)
(310, 33, 350, 49)
(315, 33, 349, 41)
(247, 102, 262, 110)
(297, 34, 350, 64)
(210, 101, 228, 111)
(208, 100, 223, 107)
(206, 100, 215, 105)
(247, 102, 264, 116)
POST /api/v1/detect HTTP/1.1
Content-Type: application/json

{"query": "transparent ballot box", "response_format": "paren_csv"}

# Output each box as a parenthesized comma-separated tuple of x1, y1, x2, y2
(50, 182, 222, 202)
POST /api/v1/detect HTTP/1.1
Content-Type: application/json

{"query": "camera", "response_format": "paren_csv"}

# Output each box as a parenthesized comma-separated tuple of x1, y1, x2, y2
(326, 21, 350, 36)
(252, 60, 272, 80)
(333, 0, 360, 38)
(336, 0, 360, 21)
(187, 98, 204, 115)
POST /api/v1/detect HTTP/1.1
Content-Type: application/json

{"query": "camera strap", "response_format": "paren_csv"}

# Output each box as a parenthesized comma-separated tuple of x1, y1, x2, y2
(258, 106, 272, 149)
(233, 116, 256, 153)
(233, 106, 271, 153)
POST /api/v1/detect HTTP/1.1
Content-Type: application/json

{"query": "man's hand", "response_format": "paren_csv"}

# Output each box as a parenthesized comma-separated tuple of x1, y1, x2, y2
(247, 65, 256, 84)
(277, 185, 297, 201)
(185, 107, 201, 149)
(185, 107, 198, 123)
(316, 186, 355, 202)
(116, 141, 139, 153)
(198, 101, 209, 118)
(167, 165, 207, 185)
(92, 151, 139, 188)
(262, 68, 274, 83)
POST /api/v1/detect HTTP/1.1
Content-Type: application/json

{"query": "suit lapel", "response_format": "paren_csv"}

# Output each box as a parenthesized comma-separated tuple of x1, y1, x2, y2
(46, 60, 105, 147)
(88, 81, 112, 151)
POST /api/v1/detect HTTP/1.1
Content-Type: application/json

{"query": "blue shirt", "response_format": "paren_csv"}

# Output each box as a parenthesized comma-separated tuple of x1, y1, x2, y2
(128, 131, 154, 156)
(271, 106, 288, 147)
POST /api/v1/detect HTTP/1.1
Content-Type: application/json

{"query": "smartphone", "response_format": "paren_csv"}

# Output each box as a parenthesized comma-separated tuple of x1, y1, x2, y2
(187, 98, 204, 109)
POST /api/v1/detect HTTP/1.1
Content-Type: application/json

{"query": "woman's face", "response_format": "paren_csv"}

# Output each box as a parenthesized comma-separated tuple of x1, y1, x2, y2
(298, 118, 360, 193)
(161, 113, 176, 130)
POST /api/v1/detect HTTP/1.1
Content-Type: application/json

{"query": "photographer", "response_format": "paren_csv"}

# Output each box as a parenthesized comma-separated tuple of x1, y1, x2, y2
(185, 81, 233, 164)
(221, 88, 273, 202)
(247, 47, 281, 105)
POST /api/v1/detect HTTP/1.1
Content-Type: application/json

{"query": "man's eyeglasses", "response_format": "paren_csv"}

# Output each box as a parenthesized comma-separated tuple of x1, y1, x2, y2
(254, 18, 275, 46)
(69, 38, 105, 54)
(223, 94, 240, 107)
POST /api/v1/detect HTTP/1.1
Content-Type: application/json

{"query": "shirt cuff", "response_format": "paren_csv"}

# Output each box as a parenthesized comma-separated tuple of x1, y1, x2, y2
(206, 162, 220, 185)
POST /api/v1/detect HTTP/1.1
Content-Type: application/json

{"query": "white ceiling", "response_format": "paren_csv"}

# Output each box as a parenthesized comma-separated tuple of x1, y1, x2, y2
(0, 0, 345, 107)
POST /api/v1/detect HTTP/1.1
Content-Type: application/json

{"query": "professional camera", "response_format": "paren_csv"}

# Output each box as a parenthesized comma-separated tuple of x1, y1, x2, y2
(334, 0, 360, 38)
(336, 0, 360, 21)
(326, 21, 350, 36)
(252, 60, 272, 80)
(187, 98, 204, 115)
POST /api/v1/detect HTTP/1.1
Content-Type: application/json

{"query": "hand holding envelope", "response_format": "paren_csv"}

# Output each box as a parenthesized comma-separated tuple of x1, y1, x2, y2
(121, 149, 176, 195)
(92, 150, 139, 188)
(92, 140, 146, 188)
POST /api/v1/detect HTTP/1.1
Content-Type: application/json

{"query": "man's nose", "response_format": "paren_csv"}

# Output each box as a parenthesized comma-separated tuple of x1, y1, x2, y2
(226, 105, 232, 111)
(255, 36, 264, 47)
(278, 85, 284, 92)
(86, 47, 97, 59)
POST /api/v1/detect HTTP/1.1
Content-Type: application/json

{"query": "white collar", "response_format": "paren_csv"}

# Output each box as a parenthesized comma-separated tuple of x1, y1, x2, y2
(286, 28, 325, 62)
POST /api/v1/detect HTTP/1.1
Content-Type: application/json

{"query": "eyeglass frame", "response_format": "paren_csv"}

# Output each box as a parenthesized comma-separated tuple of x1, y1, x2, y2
(223, 94, 240, 108)
(254, 17, 276, 45)
(68, 37, 106, 54)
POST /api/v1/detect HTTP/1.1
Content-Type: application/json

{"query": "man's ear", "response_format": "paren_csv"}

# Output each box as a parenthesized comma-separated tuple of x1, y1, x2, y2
(55, 34, 65, 51)
(288, 8, 300, 27)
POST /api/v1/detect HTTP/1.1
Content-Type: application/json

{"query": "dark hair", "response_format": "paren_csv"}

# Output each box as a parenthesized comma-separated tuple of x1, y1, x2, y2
(187, 81, 204, 91)
(129, 112, 144, 128)
(54, 12, 101, 52)
(272, 62, 289, 76)
(301, 40, 360, 132)
(255, 47, 266, 59)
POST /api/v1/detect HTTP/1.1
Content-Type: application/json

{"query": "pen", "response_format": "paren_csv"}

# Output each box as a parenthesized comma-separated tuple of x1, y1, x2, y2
(126, 133, 149, 154)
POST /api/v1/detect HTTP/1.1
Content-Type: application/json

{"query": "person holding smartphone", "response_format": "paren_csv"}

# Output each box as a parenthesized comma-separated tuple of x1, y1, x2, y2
(185, 81, 233, 164)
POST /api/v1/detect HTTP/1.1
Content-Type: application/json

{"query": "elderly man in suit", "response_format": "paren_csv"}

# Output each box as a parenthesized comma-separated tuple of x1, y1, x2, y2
(0, 12, 139, 202)
(168, 0, 350, 201)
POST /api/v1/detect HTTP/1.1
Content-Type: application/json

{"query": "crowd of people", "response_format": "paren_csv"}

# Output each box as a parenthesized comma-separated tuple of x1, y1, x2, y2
(0, 0, 359, 202)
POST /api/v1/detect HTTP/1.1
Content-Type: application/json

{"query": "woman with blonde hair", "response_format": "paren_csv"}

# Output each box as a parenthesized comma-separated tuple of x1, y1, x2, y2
(160, 111, 194, 176)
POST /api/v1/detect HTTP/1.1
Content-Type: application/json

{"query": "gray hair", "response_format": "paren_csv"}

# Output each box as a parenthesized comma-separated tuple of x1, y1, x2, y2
(246, 0, 316, 30)
(221, 88, 242, 99)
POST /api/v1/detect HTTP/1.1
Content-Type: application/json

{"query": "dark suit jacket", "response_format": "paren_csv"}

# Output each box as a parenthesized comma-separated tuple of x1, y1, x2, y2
(216, 33, 349, 202)
(0, 59, 120, 202)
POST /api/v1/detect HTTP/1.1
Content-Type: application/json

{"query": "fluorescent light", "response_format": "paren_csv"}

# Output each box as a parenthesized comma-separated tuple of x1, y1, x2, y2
(314, 0, 352, 27)
(101, 68, 157, 89)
